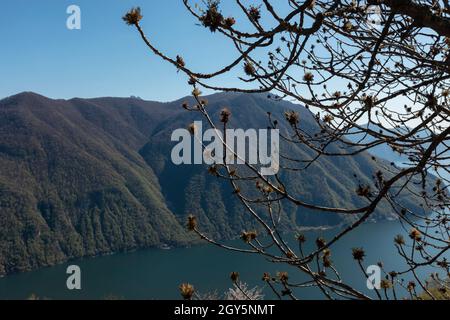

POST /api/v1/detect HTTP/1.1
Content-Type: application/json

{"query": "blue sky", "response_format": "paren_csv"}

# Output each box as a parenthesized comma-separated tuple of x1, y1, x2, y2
(0, 0, 411, 121)
(0, 0, 245, 101)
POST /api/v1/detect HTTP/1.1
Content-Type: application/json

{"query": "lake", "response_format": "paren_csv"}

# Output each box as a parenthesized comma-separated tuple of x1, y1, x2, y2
(0, 220, 447, 300)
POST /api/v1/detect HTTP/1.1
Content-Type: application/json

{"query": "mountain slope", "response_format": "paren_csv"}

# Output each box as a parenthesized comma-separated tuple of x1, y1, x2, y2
(141, 93, 427, 235)
(0, 92, 429, 275)
(0, 93, 190, 275)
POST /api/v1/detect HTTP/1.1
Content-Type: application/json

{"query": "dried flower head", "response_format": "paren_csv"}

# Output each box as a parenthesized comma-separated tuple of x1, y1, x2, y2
(263, 185, 274, 194)
(394, 234, 405, 246)
(262, 272, 271, 282)
(284, 110, 299, 125)
(176, 55, 185, 68)
(303, 72, 314, 82)
(363, 95, 375, 109)
(380, 279, 392, 290)
(123, 7, 143, 25)
(343, 21, 353, 32)
(316, 237, 326, 249)
(248, 6, 261, 21)
(179, 283, 195, 300)
(188, 123, 198, 135)
(200, 1, 224, 32)
(407, 281, 416, 292)
(241, 230, 257, 243)
(445, 37, 450, 47)
(437, 259, 449, 269)
(306, 0, 316, 9)
(286, 251, 295, 259)
(192, 88, 202, 97)
(208, 165, 218, 176)
(438, 287, 447, 295)
(188, 76, 197, 86)
(409, 228, 422, 241)
(244, 61, 256, 76)
(322, 256, 332, 268)
(356, 185, 371, 197)
(255, 180, 263, 190)
(187, 215, 197, 231)
(323, 114, 334, 123)
(224, 17, 236, 28)
(318, 249, 329, 259)
(322, 249, 332, 267)
(277, 271, 289, 283)
(296, 233, 306, 243)
(220, 108, 232, 123)
(352, 247, 365, 261)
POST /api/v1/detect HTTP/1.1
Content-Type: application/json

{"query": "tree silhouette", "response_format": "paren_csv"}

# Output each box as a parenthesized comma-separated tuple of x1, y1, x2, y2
(124, 1, 450, 300)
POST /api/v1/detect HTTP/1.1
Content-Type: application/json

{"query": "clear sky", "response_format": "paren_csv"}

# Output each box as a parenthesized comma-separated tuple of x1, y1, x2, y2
(0, 0, 410, 122)
(0, 0, 244, 101)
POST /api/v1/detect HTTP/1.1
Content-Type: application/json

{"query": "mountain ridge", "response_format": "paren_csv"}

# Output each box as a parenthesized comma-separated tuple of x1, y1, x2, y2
(0, 91, 430, 275)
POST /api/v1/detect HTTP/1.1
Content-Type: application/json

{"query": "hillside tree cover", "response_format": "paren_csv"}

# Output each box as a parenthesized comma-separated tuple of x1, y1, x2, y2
(124, 0, 450, 299)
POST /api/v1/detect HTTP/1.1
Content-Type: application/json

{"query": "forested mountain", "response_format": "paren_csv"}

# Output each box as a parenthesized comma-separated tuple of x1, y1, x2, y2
(0, 92, 428, 275)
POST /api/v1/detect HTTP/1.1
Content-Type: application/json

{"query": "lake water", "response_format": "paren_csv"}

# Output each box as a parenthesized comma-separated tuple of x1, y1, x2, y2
(0, 220, 447, 300)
